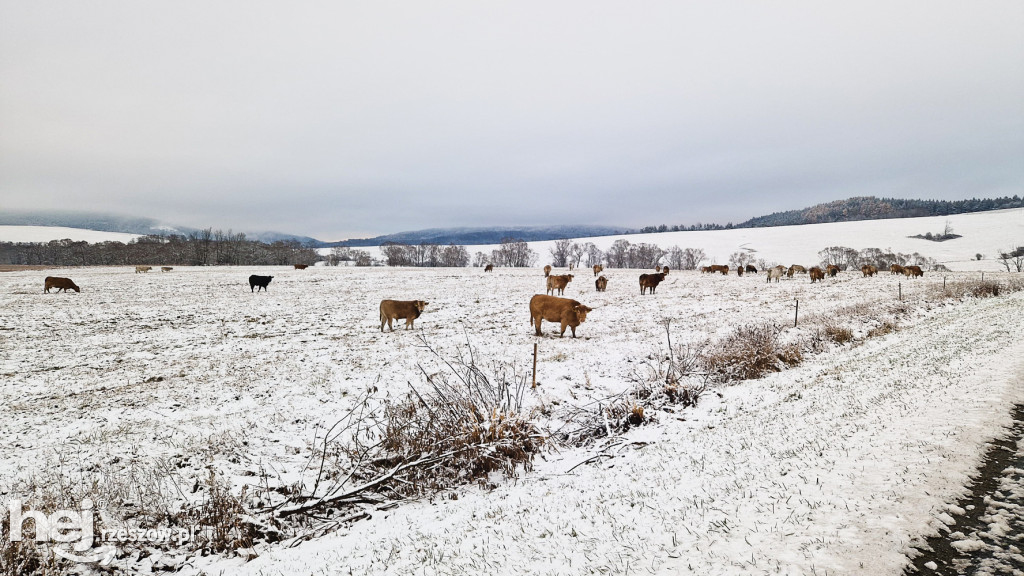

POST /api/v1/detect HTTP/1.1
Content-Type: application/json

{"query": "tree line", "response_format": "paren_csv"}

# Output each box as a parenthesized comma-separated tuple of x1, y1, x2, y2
(0, 229, 319, 266)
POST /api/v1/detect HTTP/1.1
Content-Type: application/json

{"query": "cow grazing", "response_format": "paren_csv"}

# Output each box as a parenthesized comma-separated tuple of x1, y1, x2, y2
(736, 266, 744, 277)
(379, 299, 428, 332)
(787, 265, 807, 277)
(294, 264, 309, 270)
(135, 266, 152, 274)
(904, 265, 923, 278)
(161, 267, 173, 272)
(639, 272, 667, 295)
(44, 276, 80, 293)
(662, 266, 670, 275)
(767, 266, 785, 283)
(543, 265, 552, 277)
(708, 264, 729, 275)
(826, 265, 840, 277)
(861, 265, 878, 277)
(745, 264, 757, 274)
(484, 264, 494, 272)
(595, 275, 608, 292)
(890, 264, 904, 275)
(546, 274, 574, 295)
(249, 275, 273, 292)
(593, 264, 603, 276)
(655, 265, 662, 272)
(529, 294, 592, 338)
(701, 266, 711, 274)
(809, 267, 825, 283)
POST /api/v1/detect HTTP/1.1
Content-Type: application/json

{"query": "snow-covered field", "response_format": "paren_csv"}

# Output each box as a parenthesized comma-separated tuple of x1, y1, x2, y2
(2, 263, 1023, 575)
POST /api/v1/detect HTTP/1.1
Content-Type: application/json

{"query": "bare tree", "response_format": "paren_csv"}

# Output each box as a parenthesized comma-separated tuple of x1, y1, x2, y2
(569, 242, 585, 269)
(680, 247, 706, 270)
(998, 247, 1024, 272)
(583, 242, 602, 267)
(605, 239, 631, 268)
(549, 238, 572, 267)
(493, 237, 537, 267)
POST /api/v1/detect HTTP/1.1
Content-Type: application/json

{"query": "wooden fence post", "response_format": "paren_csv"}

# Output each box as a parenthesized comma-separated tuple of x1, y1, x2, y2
(532, 343, 538, 389)
(794, 299, 799, 327)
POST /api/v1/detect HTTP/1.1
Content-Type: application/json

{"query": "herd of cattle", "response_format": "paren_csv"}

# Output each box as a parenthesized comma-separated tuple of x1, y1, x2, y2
(39, 259, 927, 338)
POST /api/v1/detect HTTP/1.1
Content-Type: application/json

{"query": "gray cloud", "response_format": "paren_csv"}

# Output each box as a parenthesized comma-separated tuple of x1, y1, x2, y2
(2, 1, 1021, 240)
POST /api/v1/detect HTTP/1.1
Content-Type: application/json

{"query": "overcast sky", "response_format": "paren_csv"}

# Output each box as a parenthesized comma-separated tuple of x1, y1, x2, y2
(2, 1, 1022, 240)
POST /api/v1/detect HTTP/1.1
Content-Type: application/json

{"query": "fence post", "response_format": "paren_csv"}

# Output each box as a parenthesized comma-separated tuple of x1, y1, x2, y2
(943, 276, 946, 291)
(794, 299, 799, 327)
(532, 343, 538, 389)
(899, 282, 902, 301)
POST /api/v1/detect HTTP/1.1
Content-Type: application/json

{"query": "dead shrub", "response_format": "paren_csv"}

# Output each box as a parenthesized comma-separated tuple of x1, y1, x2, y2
(702, 323, 802, 383)
(866, 320, 898, 338)
(177, 470, 256, 555)
(281, 337, 544, 518)
(559, 324, 709, 446)
(823, 323, 854, 345)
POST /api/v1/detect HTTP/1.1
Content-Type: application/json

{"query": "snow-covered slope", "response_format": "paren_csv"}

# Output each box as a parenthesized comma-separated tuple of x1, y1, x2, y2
(325, 208, 1024, 272)
(0, 225, 141, 243)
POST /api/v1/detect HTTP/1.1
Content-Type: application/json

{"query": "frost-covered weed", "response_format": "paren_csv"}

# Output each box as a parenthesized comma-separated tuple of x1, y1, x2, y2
(702, 323, 802, 383)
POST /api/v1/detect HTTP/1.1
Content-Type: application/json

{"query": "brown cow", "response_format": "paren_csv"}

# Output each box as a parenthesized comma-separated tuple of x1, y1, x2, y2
(484, 264, 493, 272)
(767, 265, 785, 283)
(662, 266, 670, 275)
(161, 266, 173, 272)
(543, 265, 552, 277)
(861, 265, 878, 277)
(787, 265, 806, 277)
(655, 265, 662, 272)
(529, 294, 592, 338)
(701, 266, 712, 274)
(890, 264, 904, 275)
(639, 272, 667, 295)
(736, 266, 744, 277)
(379, 300, 428, 332)
(546, 274, 573, 295)
(903, 265, 923, 278)
(595, 275, 608, 292)
(826, 265, 840, 277)
(294, 264, 309, 270)
(135, 266, 152, 273)
(745, 264, 757, 274)
(809, 267, 825, 283)
(593, 264, 603, 276)
(44, 277, 80, 293)
(709, 264, 729, 275)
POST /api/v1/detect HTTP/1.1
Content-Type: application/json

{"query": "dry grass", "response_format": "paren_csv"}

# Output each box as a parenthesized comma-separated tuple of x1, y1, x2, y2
(822, 323, 854, 345)
(702, 324, 802, 383)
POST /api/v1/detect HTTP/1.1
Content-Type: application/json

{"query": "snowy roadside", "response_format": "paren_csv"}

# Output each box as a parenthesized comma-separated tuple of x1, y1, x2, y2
(206, 292, 1024, 575)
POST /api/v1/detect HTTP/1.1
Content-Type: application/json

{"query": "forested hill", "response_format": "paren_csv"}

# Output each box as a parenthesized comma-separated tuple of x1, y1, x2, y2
(738, 196, 1024, 228)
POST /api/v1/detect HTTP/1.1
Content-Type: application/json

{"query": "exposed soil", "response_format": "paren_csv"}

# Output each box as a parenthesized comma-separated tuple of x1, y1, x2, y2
(905, 404, 1024, 574)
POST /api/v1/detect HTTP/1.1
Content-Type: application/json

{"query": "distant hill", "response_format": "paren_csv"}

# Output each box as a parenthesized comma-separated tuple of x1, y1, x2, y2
(0, 210, 319, 245)
(0, 210, 180, 236)
(324, 225, 629, 247)
(737, 196, 1024, 228)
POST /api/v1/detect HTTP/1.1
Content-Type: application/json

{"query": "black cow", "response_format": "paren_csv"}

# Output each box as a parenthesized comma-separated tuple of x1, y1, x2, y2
(249, 275, 273, 292)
